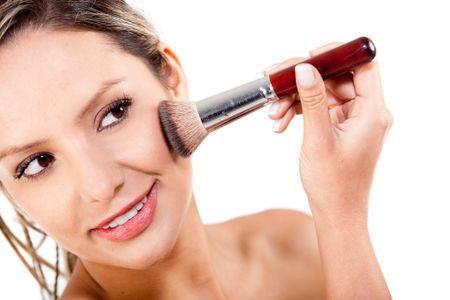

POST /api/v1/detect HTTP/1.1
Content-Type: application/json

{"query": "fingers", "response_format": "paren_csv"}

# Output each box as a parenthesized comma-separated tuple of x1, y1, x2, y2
(328, 99, 355, 125)
(272, 105, 296, 133)
(309, 41, 343, 57)
(353, 60, 383, 103)
(325, 72, 356, 101)
(264, 42, 344, 77)
(310, 41, 386, 126)
(310, 42, 357, 102)
(296, 63, 333, 145)
(265, 43, 356, 106)
(263, 57, 308, 76)
(265, 40, 364, 138)
(265, 58, 305, 133)
(268, 94, 297, 120)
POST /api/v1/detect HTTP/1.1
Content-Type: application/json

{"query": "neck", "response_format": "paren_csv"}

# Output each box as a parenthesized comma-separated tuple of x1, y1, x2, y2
(80, 195, 227, 300)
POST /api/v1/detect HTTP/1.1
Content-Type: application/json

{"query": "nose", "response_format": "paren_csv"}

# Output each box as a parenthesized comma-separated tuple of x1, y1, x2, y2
(67, 136, 125, 203)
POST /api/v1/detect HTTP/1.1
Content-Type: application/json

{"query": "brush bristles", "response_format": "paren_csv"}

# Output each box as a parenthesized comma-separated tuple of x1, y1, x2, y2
(158, 101, 208, 157)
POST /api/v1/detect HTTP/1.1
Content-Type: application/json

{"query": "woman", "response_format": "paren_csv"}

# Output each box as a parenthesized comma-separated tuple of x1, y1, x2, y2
(0, 0, 393, 299)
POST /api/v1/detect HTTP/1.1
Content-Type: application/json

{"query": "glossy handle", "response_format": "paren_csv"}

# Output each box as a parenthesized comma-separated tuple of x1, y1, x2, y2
(269, 36, 376, 98)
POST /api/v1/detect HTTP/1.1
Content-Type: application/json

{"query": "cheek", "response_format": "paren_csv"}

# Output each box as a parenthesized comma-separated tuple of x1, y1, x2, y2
(5, 183, 76, 244)
(104, 98, 194, 224)
(111, 97, 191, 176)
(0, 97, 194, 261)
(119, 101, 175, 169)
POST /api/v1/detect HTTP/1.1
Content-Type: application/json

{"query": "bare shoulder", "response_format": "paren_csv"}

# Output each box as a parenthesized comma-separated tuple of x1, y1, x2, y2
(209, 209, 325, 299)
(223, 209, 318, 256)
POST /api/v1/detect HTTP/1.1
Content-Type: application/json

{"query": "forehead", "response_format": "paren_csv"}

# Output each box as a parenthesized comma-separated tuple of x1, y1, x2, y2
(0, 29, 143, 143)
(0, 28, 126, 86)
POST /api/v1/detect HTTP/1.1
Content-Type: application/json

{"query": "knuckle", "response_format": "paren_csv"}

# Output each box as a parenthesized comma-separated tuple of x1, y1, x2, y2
(278, 57, 308, 71)
(376, 109, 394, 131)
(286, 57, 308, 65)
(310, 41, 343, 56)
(265, 57, 307, 75)
(301, 91, 326, 109)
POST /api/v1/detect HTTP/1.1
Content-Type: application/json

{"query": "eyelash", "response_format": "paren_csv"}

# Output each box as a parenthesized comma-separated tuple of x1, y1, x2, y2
(97, 96, 133, 132)
(14, 96, 133, 182)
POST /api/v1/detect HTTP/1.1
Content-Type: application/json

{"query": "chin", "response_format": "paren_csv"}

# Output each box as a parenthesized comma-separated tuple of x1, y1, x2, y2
(83, 223, 179, 271)
(120, 234, 179, 270)
(106, 204, 189, 270)
(77, 179, 194, 270)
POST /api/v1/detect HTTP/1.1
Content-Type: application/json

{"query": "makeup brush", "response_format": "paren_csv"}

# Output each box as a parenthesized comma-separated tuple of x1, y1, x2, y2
(159, 36, 376, 157)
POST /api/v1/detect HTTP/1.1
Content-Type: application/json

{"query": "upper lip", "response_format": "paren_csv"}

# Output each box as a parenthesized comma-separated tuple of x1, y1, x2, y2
(94, 181, 155, 229)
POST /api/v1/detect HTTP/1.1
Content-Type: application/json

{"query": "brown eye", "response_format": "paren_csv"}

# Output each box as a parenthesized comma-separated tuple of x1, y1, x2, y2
(15, 153, 55, 179)
(113, 106, 125, 117)
(98, 98, 133, 131)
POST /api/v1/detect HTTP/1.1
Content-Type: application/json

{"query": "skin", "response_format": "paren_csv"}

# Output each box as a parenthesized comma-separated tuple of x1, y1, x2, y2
(0, 28, 391, 299)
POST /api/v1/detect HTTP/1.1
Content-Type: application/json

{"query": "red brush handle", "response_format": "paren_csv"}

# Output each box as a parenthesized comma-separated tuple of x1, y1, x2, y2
(269, 36, 376, 98)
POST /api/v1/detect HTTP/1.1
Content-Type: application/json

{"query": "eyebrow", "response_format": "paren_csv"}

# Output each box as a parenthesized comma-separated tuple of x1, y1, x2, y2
(0, 77, 126, 161)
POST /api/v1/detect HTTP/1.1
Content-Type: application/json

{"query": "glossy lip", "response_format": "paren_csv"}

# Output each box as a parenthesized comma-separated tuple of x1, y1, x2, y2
(92, 182, 158, 241)
(94, 181, 156, 229)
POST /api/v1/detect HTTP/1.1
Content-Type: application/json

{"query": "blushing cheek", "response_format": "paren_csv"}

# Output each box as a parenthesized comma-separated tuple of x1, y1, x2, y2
(124, 99, 188, 172)
(134, 101, 194, 208)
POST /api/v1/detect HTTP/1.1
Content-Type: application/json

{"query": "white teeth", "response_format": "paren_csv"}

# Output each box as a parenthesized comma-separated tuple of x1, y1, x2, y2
(110, 220, 119, 227)
(115, 214, 129, 225)
(125, 208, 138, 219)
(102, 195, 148, 229)
(103, 220, 119, 229)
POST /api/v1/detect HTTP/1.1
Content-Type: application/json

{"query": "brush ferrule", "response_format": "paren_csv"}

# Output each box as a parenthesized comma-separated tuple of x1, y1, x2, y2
(195, 75, 278, 132)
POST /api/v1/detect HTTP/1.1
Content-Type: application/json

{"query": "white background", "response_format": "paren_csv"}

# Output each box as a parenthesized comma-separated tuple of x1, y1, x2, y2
(1, 0, 449, 299)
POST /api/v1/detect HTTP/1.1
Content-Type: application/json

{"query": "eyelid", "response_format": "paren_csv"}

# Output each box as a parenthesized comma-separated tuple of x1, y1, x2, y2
(96, 96, 133, 132)
(14, 152, 53, 180)
(14, 95, 133, 181)
(95, 94, 131, 124)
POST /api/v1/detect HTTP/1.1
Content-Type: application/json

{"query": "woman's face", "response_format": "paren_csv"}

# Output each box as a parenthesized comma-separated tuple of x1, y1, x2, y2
(0, 29, 193, 269)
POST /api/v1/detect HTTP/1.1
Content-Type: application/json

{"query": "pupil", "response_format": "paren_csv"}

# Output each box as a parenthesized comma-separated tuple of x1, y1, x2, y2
(38, 154, 52, 167)
(112, 106, 125, 119)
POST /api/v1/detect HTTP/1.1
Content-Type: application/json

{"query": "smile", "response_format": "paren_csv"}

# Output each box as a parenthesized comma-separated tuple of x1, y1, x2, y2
(101, 195, 148, 229)
(93, 181, 158, 241)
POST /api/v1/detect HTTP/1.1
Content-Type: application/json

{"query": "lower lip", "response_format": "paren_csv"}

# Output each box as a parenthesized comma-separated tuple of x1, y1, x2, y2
(93, 182, 158, 241)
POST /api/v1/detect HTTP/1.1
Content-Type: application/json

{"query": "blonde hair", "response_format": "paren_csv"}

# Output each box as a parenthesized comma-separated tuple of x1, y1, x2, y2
(0, 0, 170, 298)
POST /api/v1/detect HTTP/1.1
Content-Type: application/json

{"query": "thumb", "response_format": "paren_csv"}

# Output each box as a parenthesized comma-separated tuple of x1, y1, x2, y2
(296, 63, 333, 145)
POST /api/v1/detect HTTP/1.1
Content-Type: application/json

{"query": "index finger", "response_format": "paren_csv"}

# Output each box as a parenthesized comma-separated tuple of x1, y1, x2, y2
(265, 42, 344, 77)
(353, 59, 384, 105)
(263, 57, 308, 76)
(309, 41, 344, 57)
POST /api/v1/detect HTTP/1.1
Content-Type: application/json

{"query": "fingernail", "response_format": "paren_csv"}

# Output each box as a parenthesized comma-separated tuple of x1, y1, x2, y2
(269, 101, 280, 116)
(272, 119, 282, 132)
(295, 64, 315, 88)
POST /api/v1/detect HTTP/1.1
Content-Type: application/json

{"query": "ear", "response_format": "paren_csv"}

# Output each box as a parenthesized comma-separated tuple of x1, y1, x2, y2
(158, 43, 189, 99)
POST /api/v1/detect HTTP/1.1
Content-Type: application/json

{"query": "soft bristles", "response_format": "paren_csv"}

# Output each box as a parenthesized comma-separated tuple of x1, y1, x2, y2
(158, 101, 208, 157)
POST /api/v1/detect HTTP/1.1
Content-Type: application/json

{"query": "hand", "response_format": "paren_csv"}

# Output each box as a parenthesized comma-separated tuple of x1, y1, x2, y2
(266, 43, 393, 226)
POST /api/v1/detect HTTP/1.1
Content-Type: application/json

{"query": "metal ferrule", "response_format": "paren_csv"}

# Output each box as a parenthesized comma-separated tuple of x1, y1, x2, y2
(195, 75, 278, 132)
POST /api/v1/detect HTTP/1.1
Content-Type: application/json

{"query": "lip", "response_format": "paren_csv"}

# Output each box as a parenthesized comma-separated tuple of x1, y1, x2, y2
(92, 181, 158, 241)
(94, 181, 156, 229)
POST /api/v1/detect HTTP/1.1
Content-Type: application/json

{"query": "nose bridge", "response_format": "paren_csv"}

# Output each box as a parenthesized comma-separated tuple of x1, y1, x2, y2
(66, 135, 125, 203)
